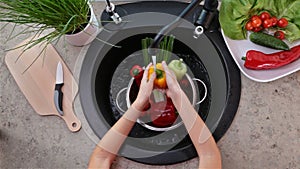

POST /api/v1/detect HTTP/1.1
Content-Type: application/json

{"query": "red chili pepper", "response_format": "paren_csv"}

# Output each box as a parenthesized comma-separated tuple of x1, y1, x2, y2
(243, 45, 300, 70)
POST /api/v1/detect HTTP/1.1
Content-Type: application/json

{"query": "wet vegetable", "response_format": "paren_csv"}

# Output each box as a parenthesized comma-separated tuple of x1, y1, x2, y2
(148, 63, 167, 89)
(130, 65, 144, 87)
(141, 35, 175, 65)
(150, 97, 177, 127)
(242, 45, 300, 70)
(168, 58, 187, 81)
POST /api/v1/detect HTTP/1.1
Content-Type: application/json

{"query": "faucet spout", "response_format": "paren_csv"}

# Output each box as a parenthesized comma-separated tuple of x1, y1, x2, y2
(195, 0, 218, 29)
(148, 0, 204, 56)
(203, 0, 218, 12)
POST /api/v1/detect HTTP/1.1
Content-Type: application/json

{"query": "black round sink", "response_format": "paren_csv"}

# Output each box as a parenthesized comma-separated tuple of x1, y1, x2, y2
(79, 1, 241, 165)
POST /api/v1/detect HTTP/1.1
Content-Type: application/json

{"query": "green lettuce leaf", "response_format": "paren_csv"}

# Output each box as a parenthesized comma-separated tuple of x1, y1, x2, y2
(278, 1, 300, 42)
(219, 0, 256, 40)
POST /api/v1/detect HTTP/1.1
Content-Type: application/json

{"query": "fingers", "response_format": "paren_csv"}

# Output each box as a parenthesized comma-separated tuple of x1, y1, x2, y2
(162, 61, 170, 73)
(162, 61, 175, 77)
(149, 72, 156, 83)
(162, 61, 176, 80)
(142, 63, 153, 82)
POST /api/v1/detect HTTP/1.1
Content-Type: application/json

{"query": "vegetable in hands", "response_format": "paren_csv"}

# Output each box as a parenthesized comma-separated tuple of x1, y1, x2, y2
(242, 45, 300, 70)
(148, 63, 167, 89)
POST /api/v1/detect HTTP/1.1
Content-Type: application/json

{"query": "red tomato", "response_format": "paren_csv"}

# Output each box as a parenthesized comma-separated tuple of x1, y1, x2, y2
(252, 26, 263, 32)
(260, 12, 271, 21)
(263, 19, 273, 28)
(251, 15, 262, 28)
(274, 31, 285, 40)
(277, 18, 288, 28)
(245, 21, 253, 31)
(270, 17, 278, 26)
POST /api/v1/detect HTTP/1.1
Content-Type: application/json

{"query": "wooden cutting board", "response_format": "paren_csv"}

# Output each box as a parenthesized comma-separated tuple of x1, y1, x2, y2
(5, 39, 81, 132)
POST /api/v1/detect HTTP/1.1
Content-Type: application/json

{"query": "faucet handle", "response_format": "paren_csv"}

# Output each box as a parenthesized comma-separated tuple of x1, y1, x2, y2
(105, 3, 122, 24)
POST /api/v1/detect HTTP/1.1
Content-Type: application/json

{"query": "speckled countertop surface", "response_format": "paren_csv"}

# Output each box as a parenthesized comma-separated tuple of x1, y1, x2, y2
(0, 2, 299, 169)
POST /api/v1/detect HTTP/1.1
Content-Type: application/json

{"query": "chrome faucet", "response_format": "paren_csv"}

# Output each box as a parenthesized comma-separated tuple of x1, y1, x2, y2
(105, 0, 122, 24)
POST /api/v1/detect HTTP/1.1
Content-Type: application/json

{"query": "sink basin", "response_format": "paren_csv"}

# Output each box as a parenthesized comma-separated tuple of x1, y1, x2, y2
(79, 1, 241, 165)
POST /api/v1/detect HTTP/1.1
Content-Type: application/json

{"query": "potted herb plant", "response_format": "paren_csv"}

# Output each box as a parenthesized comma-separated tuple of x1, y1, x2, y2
(0, 0, 99, 48)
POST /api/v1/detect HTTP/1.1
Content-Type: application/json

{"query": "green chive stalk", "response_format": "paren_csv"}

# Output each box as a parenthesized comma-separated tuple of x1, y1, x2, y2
(0, 0, 90, 50)
(141, 35, 175, 66)
(142, 38, 149, 66)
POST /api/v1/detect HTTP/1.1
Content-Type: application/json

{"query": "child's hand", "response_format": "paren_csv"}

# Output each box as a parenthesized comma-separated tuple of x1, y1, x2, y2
(132, 63, 156, 112)
(162, 61, 182, 100)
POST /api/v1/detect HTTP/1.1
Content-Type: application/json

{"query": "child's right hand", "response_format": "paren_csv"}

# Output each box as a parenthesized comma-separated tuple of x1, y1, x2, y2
(162, 61, 183, 100)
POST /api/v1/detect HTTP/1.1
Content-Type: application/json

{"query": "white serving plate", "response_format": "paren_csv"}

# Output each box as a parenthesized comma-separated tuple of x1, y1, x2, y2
(221, 30, 300, 82)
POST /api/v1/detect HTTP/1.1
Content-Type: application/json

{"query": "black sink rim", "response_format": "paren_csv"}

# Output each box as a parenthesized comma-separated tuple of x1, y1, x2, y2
(79, 1, 241, 165)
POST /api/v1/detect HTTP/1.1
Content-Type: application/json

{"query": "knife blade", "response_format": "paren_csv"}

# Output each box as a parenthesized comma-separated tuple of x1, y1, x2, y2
(54, 61, 64, 116)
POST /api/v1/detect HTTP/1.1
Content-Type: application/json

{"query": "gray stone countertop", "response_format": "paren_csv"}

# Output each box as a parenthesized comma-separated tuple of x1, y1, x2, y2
(0, 2, 299, 169)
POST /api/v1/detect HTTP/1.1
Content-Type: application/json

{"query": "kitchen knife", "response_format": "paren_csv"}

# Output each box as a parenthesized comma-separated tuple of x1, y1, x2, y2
(54, 61, 64, 116)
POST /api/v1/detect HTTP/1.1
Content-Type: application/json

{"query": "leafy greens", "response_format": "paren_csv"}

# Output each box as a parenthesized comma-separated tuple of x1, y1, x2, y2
(219, 0, 300, 42)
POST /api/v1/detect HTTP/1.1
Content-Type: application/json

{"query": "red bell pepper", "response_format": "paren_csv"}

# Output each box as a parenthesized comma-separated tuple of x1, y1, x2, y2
(150, 97, 177, 127)
(243, 45, 300, 70)
(130, 65, 144, 87)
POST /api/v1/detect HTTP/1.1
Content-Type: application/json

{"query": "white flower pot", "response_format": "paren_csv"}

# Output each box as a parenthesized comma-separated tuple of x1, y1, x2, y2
(65, 3, 99, 46)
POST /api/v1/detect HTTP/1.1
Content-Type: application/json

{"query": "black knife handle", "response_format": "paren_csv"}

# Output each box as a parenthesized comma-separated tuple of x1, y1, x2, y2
(54, 83, 64, 116)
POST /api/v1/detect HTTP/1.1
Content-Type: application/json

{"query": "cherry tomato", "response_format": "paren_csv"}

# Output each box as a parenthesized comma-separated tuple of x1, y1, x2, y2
(274, 31, 285, 40)
(245, 21, 253, 31)
(260, 12, 271, 21)
(252, 26, 263, 32)
(251, 15, 262, 28)
(270, 16, 278, 26)
(263, 19, 273, 28)
(277, 18, 288, 28)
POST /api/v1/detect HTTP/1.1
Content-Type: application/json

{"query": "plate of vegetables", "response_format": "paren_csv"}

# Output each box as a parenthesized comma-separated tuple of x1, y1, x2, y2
(219, 0, 300, 82)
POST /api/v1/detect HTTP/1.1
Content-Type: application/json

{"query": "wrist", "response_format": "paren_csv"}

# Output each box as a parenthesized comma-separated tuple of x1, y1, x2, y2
(123, 106, 140, 122)
(169, 88, 184, 101)
(131, 100, 144, 112)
